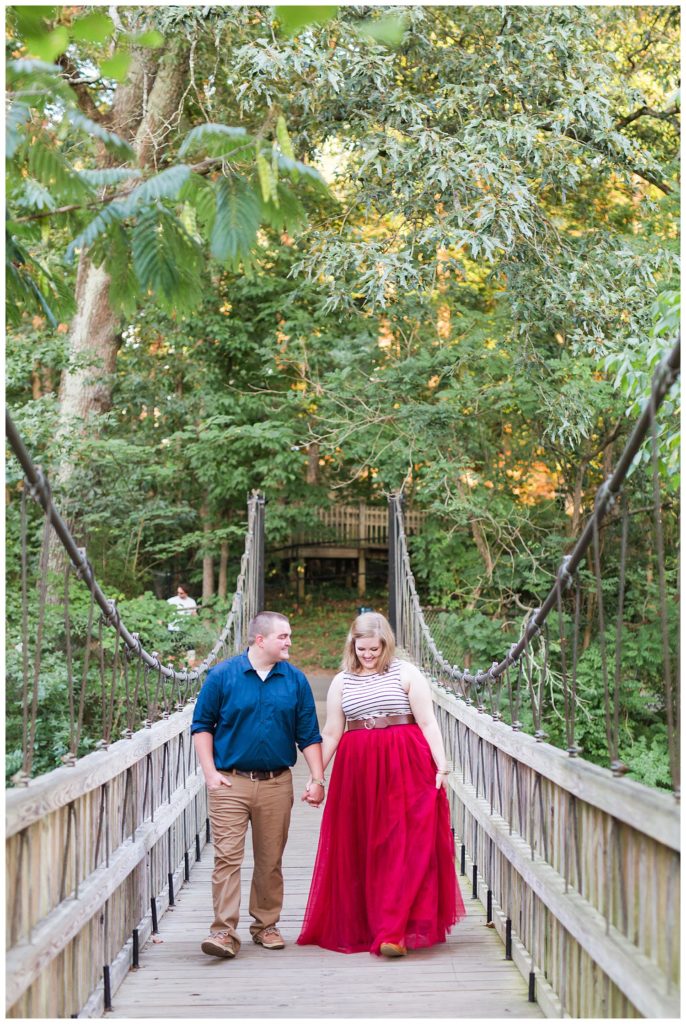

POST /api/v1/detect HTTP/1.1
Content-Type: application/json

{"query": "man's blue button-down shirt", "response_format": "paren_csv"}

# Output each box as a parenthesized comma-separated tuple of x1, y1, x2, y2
(190, 652, 322, 771)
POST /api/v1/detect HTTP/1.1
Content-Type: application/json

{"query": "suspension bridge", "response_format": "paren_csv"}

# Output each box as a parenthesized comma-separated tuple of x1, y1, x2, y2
(5, 339, 680, 1018)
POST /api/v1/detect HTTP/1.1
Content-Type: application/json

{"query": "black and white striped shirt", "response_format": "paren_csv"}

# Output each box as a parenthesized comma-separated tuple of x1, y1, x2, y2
(341, 659, 412, 720)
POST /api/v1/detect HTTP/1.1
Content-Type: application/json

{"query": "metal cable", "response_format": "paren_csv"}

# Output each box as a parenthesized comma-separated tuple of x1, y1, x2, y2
(6, 408, 263, 688)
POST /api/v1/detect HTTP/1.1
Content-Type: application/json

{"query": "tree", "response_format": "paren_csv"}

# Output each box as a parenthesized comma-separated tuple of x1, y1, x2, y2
(7, 6, 328, 454)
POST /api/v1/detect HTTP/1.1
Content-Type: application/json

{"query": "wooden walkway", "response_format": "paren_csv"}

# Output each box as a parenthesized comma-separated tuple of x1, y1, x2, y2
(107, 691, 542, 1019)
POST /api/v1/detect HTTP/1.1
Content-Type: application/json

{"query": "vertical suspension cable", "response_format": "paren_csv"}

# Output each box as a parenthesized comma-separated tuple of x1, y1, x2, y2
(649, 390, 679, 795)
(19, 487, 31, 780)
(63, 563, 76, 760)
(613, 497, 630, 772)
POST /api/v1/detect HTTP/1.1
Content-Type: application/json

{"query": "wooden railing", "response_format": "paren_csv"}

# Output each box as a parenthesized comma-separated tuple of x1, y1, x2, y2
(433, 684, 680, 1018)
(312, 502, 424, 545)
(5, 710, 208, 1018)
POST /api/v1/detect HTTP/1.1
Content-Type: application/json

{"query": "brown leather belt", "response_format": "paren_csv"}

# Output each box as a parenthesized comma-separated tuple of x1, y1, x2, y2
(347, 714, 416, 731)
(226, 767, 289, 781)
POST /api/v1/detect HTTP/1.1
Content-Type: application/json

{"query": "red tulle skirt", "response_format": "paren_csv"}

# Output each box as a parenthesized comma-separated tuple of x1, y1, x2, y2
(297, 724, 465, 955)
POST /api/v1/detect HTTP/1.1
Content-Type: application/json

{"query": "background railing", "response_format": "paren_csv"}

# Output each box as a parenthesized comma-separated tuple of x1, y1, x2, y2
(302, 501, 425, 545)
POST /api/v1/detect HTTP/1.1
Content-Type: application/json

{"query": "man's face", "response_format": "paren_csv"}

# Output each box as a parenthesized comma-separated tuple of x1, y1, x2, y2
(257, 624, 292, 663)
(177, 587, 188, 599)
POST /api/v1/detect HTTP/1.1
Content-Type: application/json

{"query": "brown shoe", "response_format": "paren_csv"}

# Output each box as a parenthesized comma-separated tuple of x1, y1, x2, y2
(201, 931, 239, 958)
(380, 941, 408, 957)
(253, 926, 285, 950)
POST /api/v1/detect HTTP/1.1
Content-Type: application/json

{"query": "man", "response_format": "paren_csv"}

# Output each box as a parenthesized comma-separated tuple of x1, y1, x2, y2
(167, 583, 197, 627)
(191, 611, 325, 960)
(168, 583, 198, 661)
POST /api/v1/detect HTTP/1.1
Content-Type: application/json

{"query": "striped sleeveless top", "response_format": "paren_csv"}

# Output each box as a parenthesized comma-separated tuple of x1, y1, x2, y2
(341, 658, 412, 720)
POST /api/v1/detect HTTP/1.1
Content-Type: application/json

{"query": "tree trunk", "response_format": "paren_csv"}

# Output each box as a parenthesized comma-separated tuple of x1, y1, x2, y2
(56, 39, 190, 449)
(306, 443, 320, 485)
(456, 478, 493, 580)
(218, 540, 229, 599)
(48, 39, 190, 585)
(201, 502, 215, 602)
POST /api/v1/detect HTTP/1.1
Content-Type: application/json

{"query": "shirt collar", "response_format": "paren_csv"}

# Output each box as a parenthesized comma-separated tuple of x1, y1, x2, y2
(240, 650, 286, 678)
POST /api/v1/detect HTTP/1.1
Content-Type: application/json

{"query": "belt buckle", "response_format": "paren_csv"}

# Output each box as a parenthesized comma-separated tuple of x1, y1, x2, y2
(364, 718, 376, 730)
(250, 770, 257, 780)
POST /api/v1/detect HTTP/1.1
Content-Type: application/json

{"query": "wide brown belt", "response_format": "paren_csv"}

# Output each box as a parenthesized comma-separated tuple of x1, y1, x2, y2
(347, 714, 416, 731)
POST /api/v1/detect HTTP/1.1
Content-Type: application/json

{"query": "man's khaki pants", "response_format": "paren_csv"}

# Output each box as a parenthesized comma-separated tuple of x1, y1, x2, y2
(207, 770, 294, 945)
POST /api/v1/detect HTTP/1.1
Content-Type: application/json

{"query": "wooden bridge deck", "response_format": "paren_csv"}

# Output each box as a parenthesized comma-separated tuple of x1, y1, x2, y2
(106, 716, 542, 1020)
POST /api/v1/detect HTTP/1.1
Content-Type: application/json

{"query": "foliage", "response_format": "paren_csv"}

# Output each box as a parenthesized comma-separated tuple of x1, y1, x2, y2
(6, 5, 328, 323)
(5, 5, 679, 790)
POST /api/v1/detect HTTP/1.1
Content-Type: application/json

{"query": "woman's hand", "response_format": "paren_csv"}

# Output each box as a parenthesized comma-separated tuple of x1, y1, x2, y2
(435, 769, 449, 790)
(302, 778, 325, 805)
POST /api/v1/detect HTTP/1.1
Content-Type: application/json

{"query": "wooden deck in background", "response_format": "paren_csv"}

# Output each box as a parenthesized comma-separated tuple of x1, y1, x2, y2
(107, 694, 543, 1019)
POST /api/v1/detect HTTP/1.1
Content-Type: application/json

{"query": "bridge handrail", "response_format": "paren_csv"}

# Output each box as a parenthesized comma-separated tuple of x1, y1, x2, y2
(5, 706, 194, 838)
(432, 686, 679, 850)
(433, 684, 680, 1017)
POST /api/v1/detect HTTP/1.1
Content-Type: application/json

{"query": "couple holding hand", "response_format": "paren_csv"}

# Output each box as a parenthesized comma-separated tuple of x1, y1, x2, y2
(191, 609, 465, 960)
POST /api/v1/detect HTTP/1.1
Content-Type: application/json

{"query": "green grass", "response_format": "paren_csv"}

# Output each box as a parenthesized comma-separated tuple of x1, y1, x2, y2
(265, 583, 388, 672)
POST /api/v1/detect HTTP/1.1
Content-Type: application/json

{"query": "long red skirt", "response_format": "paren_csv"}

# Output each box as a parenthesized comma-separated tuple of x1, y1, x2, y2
(297, 724, 465, 955)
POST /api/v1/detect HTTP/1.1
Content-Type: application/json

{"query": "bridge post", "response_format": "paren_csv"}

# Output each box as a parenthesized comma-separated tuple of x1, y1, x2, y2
(387, 495, 398, 635)
(255, 492, 266, 613)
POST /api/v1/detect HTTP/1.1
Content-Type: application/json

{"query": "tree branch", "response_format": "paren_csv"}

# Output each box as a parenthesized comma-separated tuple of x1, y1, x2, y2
(56, 54, 104, 123)
(10, 155, 245, 223)
(615, 105, 680, 131)
(537, 121, 673, 195)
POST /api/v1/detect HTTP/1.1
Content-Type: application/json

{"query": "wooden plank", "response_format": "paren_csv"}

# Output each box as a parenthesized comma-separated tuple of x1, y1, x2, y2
(432, 686, 680, 850)
(107, 755, 541, 1020)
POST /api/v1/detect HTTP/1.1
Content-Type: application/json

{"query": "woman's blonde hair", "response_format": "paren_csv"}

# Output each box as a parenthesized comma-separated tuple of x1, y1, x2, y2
(342, 612, 396, 674)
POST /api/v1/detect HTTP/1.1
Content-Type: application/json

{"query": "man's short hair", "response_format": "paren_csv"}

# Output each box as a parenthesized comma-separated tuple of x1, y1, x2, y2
(247, 611, 290, 645)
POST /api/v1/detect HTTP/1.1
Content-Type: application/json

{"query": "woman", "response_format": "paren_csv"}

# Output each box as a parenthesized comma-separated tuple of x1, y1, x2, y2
(297, 611, 465, 957)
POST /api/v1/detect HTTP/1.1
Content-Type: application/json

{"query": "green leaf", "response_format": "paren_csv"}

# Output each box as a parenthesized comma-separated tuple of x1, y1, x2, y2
(28, 140, 91, 201)
(100, 51, 131, 83)
(132, 205, 203, 313)
(66, 201, 130, 261)
(178, 175, 216, 231)
(11, 6, 55, 37)
(260, 183, 306, 233)
(6, 58, 61, 79)
(15, 177, 56, 211)
(5, 228, 72, 326)
(77, 168, 141, 187)
(210, 177, 261, 268)
(121, 165, 192, 213)
(70, 11, 114, 43)
(66, 110, 136, 159)
(98, 225, 138, 317)
(274, 5, 338, 35)
(25, 25, 69, 63)
(178, 123, 252, 158)
(6, 101, 31, 159)
(273, 153, 328, 191)
(356, 14, 407, 48)
(129, 29, 165, 48)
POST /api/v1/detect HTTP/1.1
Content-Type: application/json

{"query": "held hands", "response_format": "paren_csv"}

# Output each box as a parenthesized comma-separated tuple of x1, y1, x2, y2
(301, 777, 325, 806)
